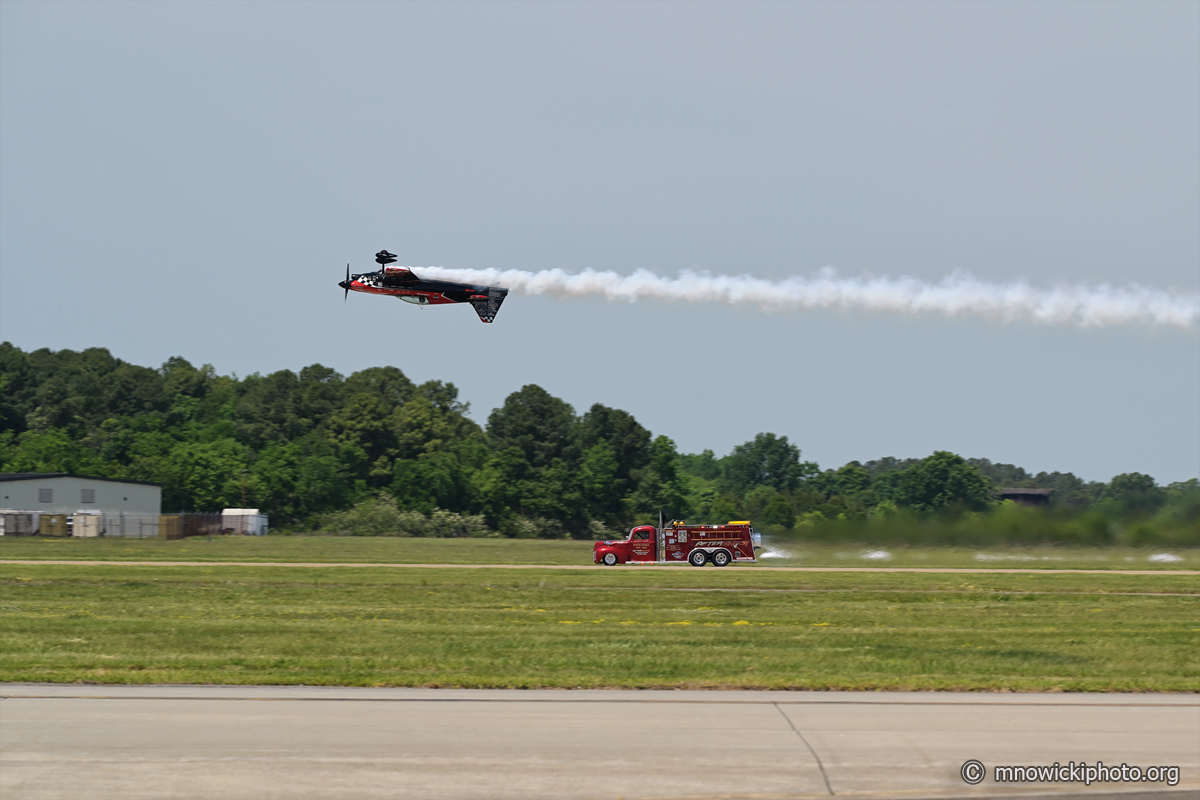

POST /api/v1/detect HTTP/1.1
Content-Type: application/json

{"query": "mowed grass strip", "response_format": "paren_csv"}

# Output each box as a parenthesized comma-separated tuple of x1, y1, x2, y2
(0, 536, 594, 565)
(1, 564, 1196, 691)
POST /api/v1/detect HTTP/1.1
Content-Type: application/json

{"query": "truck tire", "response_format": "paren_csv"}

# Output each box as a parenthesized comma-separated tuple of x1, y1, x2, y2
(602, 552, 619, 566)
(711, 549, 731, 567)
(689, 550, 708, 567)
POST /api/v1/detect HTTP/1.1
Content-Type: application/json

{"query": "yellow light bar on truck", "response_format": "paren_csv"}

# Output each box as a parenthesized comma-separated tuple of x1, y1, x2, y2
(728, 521, 750, 525)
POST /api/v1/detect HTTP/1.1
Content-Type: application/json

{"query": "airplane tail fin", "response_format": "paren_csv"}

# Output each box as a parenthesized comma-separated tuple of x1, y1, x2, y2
(470, 287, 508, 323)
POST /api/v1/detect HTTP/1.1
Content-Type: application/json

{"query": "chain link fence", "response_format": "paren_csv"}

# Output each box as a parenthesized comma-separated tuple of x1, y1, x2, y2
(1, 511, 226, 539)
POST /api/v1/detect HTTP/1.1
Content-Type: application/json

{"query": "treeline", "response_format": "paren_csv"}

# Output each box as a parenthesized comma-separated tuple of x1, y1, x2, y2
(1, 343, 1196, 545)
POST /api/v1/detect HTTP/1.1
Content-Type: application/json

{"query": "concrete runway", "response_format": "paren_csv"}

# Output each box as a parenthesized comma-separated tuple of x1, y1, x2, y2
(2, 685, 1196, 800)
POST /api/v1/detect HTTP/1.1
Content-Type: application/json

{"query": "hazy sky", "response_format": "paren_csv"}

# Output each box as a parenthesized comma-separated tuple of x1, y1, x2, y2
(2, 1, 1197, 483)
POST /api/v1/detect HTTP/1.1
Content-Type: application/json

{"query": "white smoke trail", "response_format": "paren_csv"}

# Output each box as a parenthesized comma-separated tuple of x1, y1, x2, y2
(415, 266, 1199, 329)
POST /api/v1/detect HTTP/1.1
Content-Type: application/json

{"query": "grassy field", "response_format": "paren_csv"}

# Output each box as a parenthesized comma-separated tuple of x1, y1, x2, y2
(2, 534, 1198, 570)
(1, 558, 1196, 691)
(0, 535, 592, 565)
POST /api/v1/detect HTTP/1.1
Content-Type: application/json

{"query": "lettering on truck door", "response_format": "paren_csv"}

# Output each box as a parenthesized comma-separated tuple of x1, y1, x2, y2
(630, 528, 654, 561)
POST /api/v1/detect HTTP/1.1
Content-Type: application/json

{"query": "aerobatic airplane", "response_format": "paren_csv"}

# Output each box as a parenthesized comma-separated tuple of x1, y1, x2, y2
(338, 250, 509, 323)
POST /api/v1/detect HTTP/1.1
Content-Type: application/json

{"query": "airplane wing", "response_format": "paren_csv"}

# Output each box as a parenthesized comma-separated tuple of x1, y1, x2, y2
(470, 287, 508, 323)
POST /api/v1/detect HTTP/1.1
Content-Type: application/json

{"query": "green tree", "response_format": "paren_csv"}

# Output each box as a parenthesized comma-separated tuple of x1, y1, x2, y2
(708, 492, 739, 523)
(487, 385, 578, 469)
(762, 493, 797, 528)
(577, 404, 651, 485)
(290, 437, 352, 519)
(295, 364, 345, 427)
(967, 458, 1033, 487)
(813, 462, 872, 497)
(722, 433, 817, 494)
(629, 435, 688, 520)
(473, 445, 530, 527)
(0, 344, 31, 433)
(1105, 473, 1164, 515)
(1031, 471, 1104, 509)
(248, 441, 305, 519)
(677, 449, 721, 480)
(0, 428, 111, 476)
(161, 357, 214, 404)
(394, 394, 480, 461)
(893, 451, 994, 513)
(578, 441, 623, 524)
(327, 392, 402, 485)
(519, 457, 587, 536)
(160, 439, 248, 511)
(391, 446, 479, 515)
(342, 366, 415, 409)
(235, 369, 305, 448)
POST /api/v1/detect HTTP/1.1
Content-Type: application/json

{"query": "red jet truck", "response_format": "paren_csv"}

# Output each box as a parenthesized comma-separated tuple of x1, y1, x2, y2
(593, 520, 760, 567)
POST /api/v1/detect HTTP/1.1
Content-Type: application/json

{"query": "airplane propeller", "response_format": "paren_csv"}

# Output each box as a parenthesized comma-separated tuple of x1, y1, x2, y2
(340, 263, 351, 302)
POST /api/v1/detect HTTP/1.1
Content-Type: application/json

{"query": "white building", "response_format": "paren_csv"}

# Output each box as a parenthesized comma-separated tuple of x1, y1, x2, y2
(221, 508, 269, 536)
(0, 473, 162, 515)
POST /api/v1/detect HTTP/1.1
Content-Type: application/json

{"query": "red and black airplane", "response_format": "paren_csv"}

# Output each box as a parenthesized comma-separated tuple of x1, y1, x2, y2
(338, 251, 509, 323)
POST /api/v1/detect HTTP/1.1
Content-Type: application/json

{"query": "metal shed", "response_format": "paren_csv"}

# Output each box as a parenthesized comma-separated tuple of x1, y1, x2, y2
(997, 488, 1053, 507)
(221, 508, 269, 536)
(0, 473, 162, 515)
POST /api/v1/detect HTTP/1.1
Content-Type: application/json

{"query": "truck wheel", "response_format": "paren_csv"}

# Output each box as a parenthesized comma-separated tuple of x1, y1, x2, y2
(689, 550, 708, 567)
(711, 550, 731, 567)
(602, 552, 619, 566)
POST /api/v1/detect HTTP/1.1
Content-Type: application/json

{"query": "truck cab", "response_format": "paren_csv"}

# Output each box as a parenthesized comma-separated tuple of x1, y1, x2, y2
(593, 525, 657, 565)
